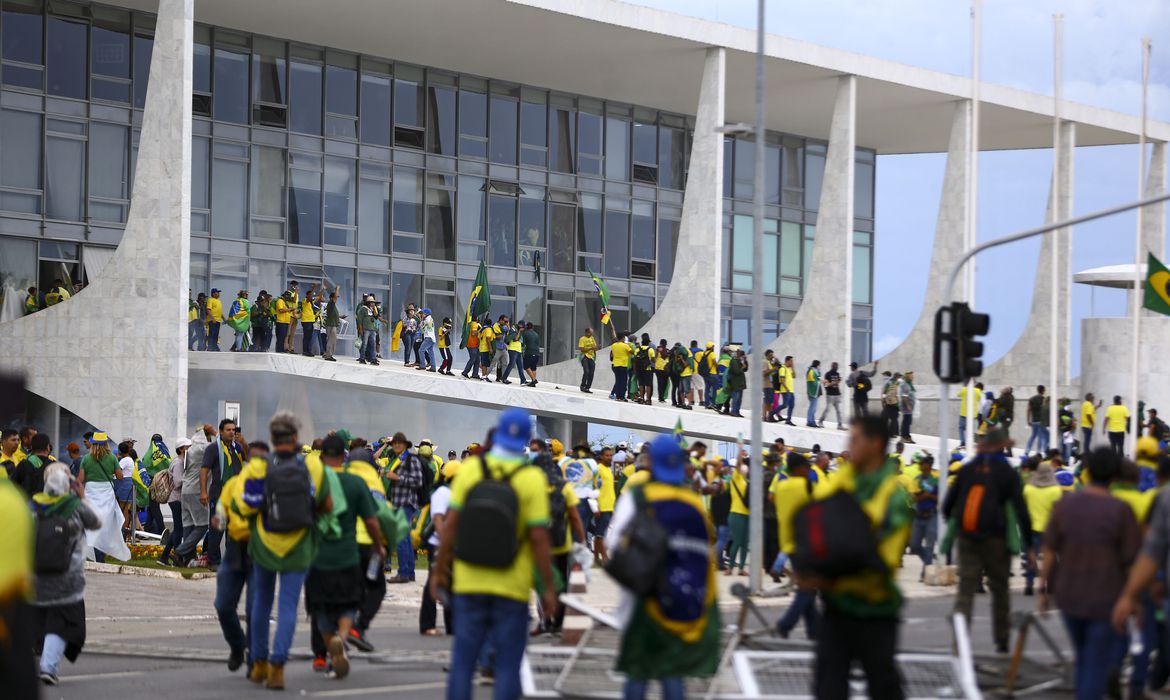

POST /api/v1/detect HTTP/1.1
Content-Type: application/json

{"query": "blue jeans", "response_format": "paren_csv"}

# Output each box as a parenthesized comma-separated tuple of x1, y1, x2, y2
(704, 375, 721, 407)
(910, 516, 938, 573)
(188, 319, 205, 350)
(249, 565, 307, 666)
(807, 396, 820, 425)
(729, 390, 743, 415)
(1131, 594, 1158, 692)
(959, 416, 968, 445)
(232, 329, 249, 351)
(714, 524, 730, 569)
(275, 322, 289, 353)
(780, 392, 795, 421)
(215, 558, 253, 656)
(419, 337, 437, 369)
(1024, 531, 1044, 588)
(251, 325, 270, 352)
(462, 347, 480, 377)
(612, 366, 629, 400)
(301, 321, 316, 355)
(901, 413, 914, 439)
(624, 678, 684, 700)
(777, 588, 820, 638)
(361, 329, 378, 362)
(397, 505, 418, 578)
(40, 633, 67, 677)
(448, 594, 529, 700)
(207, 320, 221, 350)
(402, 330, 417, 364)
(503, 350, 522, 381)
(1027, 421, 1049, 454)
(770, 552, 788, 575)
(1063, 615, 1123, 700)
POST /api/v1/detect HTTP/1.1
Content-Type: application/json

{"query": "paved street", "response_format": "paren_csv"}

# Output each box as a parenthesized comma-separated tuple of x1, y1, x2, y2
(42, 561, 1072, 699)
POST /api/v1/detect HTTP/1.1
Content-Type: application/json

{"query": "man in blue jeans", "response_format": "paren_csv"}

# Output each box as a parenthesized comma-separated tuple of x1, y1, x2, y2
(430, 408, 556, 700)
(357, 295, 380, 366)
(381, 431, 425, 583)
(212, 459, 255, 675)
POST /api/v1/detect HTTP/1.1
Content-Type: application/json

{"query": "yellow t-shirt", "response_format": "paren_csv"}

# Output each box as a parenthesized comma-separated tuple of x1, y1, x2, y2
(625, 469, 651, 489)
(680, 349, 695, 377)
(958, 386, 982, 418)
(205, 296, 223, 322)
(438, 326, 451, 349)
(776, 365, 794, 393)
(275, 298, 292, 324)
(1022, 483, 1063, 533)
(610, 341, 632, 368)
(450, 455, 550, 603)
(478, 325, 496, 353)
(188, 303, 197, 322)
(1105, 404, 1130, 433)
(1081, 400, 1096, 429)
(769, 474, 811, 554)
(300, 300, 317, 323)
(578, 335, 597, 360)
(654, 350, 668, 371)
(1112, 484, 1155, 523)
(729, 470, 749, 515)
(552, 483, 581, 556)
(506, 329, 522, 353)
(597, 464, 615, 512)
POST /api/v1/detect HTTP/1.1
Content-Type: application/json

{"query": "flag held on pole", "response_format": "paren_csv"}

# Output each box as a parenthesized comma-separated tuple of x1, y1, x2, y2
(461, 261, 492, 348)
(1144, 252, 1170, 317)
(672, 418, 688, 449)
(587, 266, 611, 326)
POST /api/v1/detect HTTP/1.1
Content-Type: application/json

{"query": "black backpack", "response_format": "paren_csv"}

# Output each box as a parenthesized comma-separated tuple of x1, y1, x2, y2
(35, 512, 74, 575)
(263, 454, 316, 533)
(855, 375, 871, 393)
(604, 486, 668, 596)
(455, 458, 530, 567)
(415, 454, 436, 505)
(634, 347, 651, 372)
(696, 350, 711, 376)
(532, 452, 568, 547)
(791, 491, 887, 578)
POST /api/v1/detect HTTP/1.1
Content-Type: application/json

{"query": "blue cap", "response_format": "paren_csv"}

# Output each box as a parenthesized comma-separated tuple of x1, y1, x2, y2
(495, 407, 532, 453)
(649, 435, 687, 485)
(422, 307, 432, 315)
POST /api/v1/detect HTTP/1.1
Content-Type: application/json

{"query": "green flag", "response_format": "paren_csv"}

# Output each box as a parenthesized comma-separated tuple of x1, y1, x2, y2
(1144, 252, 1170, 317)
(461, 261, 492, 348)
(673, 418, 688, 449)
(587, 266, 611, 325)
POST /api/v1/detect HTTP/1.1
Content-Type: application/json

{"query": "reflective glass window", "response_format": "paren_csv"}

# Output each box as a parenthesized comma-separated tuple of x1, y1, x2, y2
(631, 202, 654, 259)
(47, 17, 86, 98)
(0, 237, 37, 293)
(3, 0, 42, 65)
(360, 73, 391, 145)
(605, 117, 629, 181)
(357, 178, 389, 253)
(0, 110, 41, 190)
(213, 48, 248, 123)
(519, 98, 545, 166)
(211, 154, 247, 238)
(762, 220, 778, 294)
(323, 157, 355, 226)
(191, 136, 209, 209)
(193, 35, 210, 92)
(487, 194, 516, 267)
(394, 73, 424, 128)
(88, 122, 128, 200)
(548, 203, 575, 273)
(855, 152, 875, 220)
(733, 138, 755, 200)
(133, 33, 152, 108)
(630, 294, 653, 331)
(288, 168, 322, 247)
(45, 135, 84, 220)
(456, 175, 485, 242)
(732, 214, 752, 290)
(250, 145, 285, 219)
(392, 167, 422, 234)
(549, 106, 575, 173)
(459, 89, 486, 159)
(426, 187, 455, 261)
(780, 221, 801, 277)
(766, 143, 781, 205)
(427, 83, 455, 155)
(853, 245, 872, 303)
(546, 302, 572, 363)
(517, 285, 544, 340)
(392, 272, 421, 320)
(805, 143, 826, 210)
(723, 137, 733, 197)
(578, 111, 602, 175)
(252, 38, 286, 105)
(518, 196, 544, 248)
(248, 258, 283, 302)
(325, 64, 356, 115)
(577, 194, 601, 255)
(603, 210, 629, 278)
(289, 61, 322, 134)
(489, 96, 517, 165)
(632, 122, 655, 164)
(658, 126, 685, 190)
(91, 13, 131, 102)
(657, 217, 679, 284)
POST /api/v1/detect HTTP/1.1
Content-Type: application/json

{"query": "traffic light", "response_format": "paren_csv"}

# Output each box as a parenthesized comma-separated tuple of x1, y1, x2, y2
(933, 302, 991, 383)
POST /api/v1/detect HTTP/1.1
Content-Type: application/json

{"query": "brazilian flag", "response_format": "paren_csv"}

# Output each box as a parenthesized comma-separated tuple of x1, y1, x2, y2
(587, 266, 611, 326)
(461, 261, 492, 349)
(1144, 253, 1170, 317)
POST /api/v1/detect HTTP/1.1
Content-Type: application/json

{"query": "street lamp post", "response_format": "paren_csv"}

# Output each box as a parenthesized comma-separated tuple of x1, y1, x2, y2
(747, 0, 767, 595)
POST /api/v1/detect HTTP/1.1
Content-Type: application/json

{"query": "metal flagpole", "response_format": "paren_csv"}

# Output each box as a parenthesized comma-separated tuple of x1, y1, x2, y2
(1131, 38, 1151, 455)
(963, 0, 982, 451)
(1048, 14, 1063, 455)
(747, 0, 766, 595)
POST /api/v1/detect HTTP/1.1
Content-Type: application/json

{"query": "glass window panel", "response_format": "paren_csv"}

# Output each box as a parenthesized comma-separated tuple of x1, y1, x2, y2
(45, 136, 84, 220)
(0, 110, 41, 190)
(427, 83, 455, 155)
(248, 258, 283, 300)
(723, 137, 734, 197)
(289, 61, 322, 134)
(360, 73, 391, 145)
(250, 145, 285, 219)
(658, 126, 684, 190)
(631, 205, 654, 259)
(546, 302, 572, 364)
(3, 1, 42, 65)
(392, 167, 422, 234)
(518, 196, 544, 248)
(489, 96, 517, 165)
(391, 272, 421, 319)
(456, 175, 485, 242)
(732, 215, 753, 271)
(252, 40, 286, 105)
(213, 48, 248, 123)
(855, 157, 875, 220)
(424, 292, 455, 332)
(88, 122, 128, 200)
(805, 144, 826, 210)
(92, 20, 130, 80)
(323, 157, 355, 226)
(802, 237, 814, 286)
(288, 168, 322, 246)
(853, 245, 872, 304)
(766, 143, 781, 206)
(520, 99, 545, 147)
(578, 195, 601, 255)
(191, 136, 209, 209)
(193, 38, 210, 92)
(133, 33, 152, 108)
(574, 291, 600, 340)
(783, 141, 803, 190)
(0, 238, 37, 301)
(357, 178, 389, 253)
(780, 221, 801, 277)
(657, 217, 679, 284)
(632, 122, 655, 164)
(517, 285, 543, 340)
(425, 187, 455, 261)
(733, 138, 755, 200)
(549, 106, 575, 173)
(487, 194, 516, 267)
(579, 112, 601, 156)
(763, 230, 778, 294)
(394, 76, 423, 128)
(630, 294, 653, 331)
(211, 156, 247, 238)
(325, 63, 356, 115)
(605, 117, 629, 181)
(47, 17, 86, 98)
(548, 203, 575, 273)
(603, 210, 629, 278)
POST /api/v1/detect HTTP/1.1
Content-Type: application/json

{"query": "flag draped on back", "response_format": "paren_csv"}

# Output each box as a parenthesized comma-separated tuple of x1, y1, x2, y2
(461, 261, 492, 348)
(1144, 252, 1170, 317)
(588, 267, 611, 326)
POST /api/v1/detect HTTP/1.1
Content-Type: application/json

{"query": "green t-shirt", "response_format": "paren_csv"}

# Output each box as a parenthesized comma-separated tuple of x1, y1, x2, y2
(313, 471, 376, 571)
(81, 453, 121, 483)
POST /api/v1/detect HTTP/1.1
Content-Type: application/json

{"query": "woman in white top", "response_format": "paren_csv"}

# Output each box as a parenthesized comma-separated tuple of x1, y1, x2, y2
(419, 460, 458, 636)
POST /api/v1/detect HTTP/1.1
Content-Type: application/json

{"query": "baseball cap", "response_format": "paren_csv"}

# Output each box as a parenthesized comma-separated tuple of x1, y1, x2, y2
(92, 431, 109, 443)
(176, 437, 192, 450)
(321, 434, 347, 457)
(210, 288, 220, 293)
(649, 435, 687, 485)
(494, 407, 532, 453)
(617, 441, 628, 450)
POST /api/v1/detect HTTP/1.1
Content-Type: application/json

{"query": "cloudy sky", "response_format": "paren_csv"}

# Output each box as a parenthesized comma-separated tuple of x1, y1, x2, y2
(633, 0, 1170, 371)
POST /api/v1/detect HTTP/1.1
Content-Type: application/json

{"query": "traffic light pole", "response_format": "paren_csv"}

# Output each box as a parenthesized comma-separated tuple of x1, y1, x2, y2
(935, 190, 1170, 520)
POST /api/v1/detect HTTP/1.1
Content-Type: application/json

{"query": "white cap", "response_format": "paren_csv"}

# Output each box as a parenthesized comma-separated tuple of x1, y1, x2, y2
(617, 441, 628, 450)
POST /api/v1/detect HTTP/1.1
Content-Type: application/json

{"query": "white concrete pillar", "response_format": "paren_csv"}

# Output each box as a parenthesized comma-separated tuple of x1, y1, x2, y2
(0, 0, 193, 443)
(1143, 141, 1166, 260)
(768, 75, 856, 368)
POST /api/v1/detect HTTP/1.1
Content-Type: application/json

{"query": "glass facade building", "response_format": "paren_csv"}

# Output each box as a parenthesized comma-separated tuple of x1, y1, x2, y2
(0, 0, 874, 362)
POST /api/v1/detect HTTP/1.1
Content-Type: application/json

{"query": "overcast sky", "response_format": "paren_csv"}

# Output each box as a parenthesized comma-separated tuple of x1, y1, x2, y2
(632, 0, 1170, 372)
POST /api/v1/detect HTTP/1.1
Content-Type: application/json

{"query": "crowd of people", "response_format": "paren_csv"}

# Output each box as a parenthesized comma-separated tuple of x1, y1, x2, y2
(21, 279, 85, 316)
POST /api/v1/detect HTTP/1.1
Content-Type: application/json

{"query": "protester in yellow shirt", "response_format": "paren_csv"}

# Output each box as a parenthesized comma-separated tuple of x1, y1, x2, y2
(595, 449, 617, 563)
(1080, 394, 1099, 452)
(1104, 396, 1130, 454)
(957, 383, 983, 446)
(205, 289, 224, 351)
(1022, 463, 1063, 594)
(726, 464, 750, 576)
(298, 285, 320, 357)
(609, 334, 633, 402)
(770, 453, 816, 637)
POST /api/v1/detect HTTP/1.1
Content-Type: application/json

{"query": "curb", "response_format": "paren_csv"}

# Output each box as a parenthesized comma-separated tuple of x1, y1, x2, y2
(85, 561, 216, 580)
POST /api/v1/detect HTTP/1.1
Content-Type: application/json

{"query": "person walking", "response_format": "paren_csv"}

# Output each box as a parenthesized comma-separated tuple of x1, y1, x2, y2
(430, 408, 557, 700)
(879, 372, 901, 438)
(274, 291, 294, 354)
(235, 412, 332, 690)
(653, 339, 670, 403)
(943, 428, 1033, 654)
(158, 439, 190, 566)
(819, 361, 845, 430)
(356, 295, 380, 366)
(610, 332, 632, 402)
(502, 319, 524, 383)
(1025, 386, 1050, 455)
(211, 441, 260, 675)
(907, 455, 939, 581)
(228, 290, 252, 352)
(898, 371, 918, 443)
(189, 291, 206, 350)
(846, 360, 878, 418)
(771, 453, 818, 639)
(400, 304, 419, 366)
(320, 282, 343, 362)
(957, 382, 984, 447)
(199, 419, 246, 571)
(205, 288, 224, 351)
(725, 454, 750, 576)
(1022, 463, 1063, 596)
(77, 434, 131, 563)
(696, 342, 719, 409)
(605, 435, 721, 700)
(804, 361, 823, 428)
(572, 327, 596, 393)
(776, 356, 796, 425)
(31, 463, 101, 686)
(170, 425, 212, 567)
(439, 318, 455, 375)
(417, 308, 438, 372)
(382, 432, 425, 584)
(420, 460, 459, 637)
(724, 348, 747, 417)
(484, 316, 511, 383)
(299, 284, 320, 357)
(1104, 395, 1130, 455)
(460, 316, 481, 379)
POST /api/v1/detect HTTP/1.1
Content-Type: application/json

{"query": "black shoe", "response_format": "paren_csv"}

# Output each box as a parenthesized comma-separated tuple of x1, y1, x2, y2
(460, 373, 469, 379)
(358, 359, 367, 365)
(1024, 585, 1034, 596)
(347, 628, 375, 653)
(228, 648, 245, 672)
(500, 379, 512, 384)
(785, 420, 796, 426)
(371, 360, 380, 366)
(39, 672, 58, 686)
(529, 381, 538, 387)
(323, 356, 336, 362)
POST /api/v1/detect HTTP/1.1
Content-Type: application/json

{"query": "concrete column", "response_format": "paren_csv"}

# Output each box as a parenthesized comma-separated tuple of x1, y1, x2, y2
(983, 121, 1076, 406)
(1143, 141, 1167, 260)
(768, 75, 856, 369)
(537, 47, 725, 386)
(877, 100, 971, 372)
(0, 0, 192, 443)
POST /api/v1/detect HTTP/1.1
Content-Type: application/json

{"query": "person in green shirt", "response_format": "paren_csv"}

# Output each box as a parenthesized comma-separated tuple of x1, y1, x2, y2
(520, 321, 541, 387)
(24, 286, 40, 315)
(321, 281, 345, 362)
(250, 291, 274, 352)
(306, 435, 384, 679)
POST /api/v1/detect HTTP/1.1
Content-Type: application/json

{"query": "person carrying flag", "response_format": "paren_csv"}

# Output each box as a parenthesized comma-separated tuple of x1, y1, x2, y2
(228, 290, 252, 352)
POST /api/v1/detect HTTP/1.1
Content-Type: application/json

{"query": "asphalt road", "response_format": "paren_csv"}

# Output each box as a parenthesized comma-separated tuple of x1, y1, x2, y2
(38, 571, 1071, 699)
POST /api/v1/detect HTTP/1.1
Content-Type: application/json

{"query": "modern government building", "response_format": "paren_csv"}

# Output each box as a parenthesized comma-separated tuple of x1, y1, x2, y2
(0, 0, 1166, 450)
